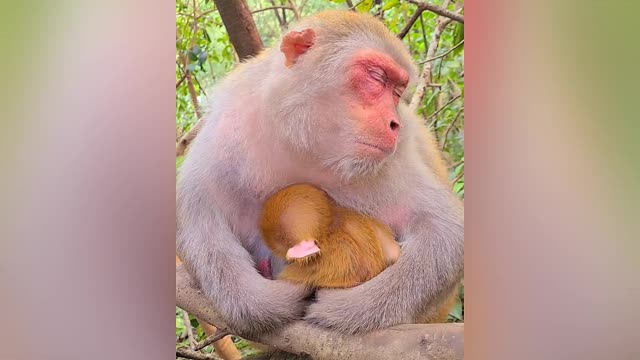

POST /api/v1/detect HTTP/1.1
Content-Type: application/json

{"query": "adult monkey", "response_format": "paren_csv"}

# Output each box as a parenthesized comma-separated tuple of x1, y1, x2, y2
(177, 10, 463, 337)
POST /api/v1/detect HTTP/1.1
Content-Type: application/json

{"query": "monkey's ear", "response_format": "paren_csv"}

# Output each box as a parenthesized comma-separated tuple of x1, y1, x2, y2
(280, 29, 316, 68)
(286, 240, 320, 260)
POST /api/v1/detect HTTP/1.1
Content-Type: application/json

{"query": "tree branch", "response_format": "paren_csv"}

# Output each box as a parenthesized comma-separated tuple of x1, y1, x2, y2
(181, 309, 197, 349)
(398, 8, 424, 40)
(176, 347, 217, 360)
(176, 265, 464, 360)
(440, 107, 464, 151)
(252, 6, 294, 15)
(405, 0, 464, 24)
(419, 39, 464, 64)
(450, 170, 464, 187)
(193, 329, 231, 351)
(176, 116, 204, 157)
(428, 94, 461, 120)
(409, 0, 453, 112)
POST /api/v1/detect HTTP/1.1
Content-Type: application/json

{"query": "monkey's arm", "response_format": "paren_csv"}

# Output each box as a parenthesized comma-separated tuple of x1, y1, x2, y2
(305, 184, 463, 334)
(177, 188, 310, 338)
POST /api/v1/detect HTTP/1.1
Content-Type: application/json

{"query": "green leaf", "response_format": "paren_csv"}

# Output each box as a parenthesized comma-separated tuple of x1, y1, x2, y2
(198, 51, 208, 65)
(188, 51, 198, 62)
(453, 181, 464, 193)
(356, 0, 374, 12)
(383, 0, 400, 11)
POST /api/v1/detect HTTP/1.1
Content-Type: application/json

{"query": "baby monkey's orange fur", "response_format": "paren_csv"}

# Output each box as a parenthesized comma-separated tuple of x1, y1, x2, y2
(260, 183, 401, 289)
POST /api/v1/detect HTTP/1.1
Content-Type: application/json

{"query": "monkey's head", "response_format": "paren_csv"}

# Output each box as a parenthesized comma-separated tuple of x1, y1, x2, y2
(267, 11, 418, 181)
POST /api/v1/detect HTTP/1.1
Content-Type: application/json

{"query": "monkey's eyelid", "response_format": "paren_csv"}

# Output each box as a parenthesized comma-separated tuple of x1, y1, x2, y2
(368, 68, 387, 83)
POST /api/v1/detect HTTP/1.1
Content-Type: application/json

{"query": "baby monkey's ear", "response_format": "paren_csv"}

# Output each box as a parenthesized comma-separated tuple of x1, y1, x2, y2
(280, 28, 316, 68)
(286, 239, 320, 260)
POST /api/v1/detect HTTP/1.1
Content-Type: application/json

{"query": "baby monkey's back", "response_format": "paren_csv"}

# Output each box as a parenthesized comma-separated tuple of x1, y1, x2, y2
(259, 183, 400, 289)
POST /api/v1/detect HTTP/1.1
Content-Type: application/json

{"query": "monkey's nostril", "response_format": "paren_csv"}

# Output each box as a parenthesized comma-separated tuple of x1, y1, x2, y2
(390, 120, 400, 131)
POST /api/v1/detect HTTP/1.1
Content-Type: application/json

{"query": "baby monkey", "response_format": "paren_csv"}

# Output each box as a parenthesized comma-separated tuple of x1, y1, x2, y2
(260, 183, 401, 289)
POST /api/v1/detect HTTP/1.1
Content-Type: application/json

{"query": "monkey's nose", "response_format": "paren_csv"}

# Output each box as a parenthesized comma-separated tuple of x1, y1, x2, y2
(389, 119, 400, 132)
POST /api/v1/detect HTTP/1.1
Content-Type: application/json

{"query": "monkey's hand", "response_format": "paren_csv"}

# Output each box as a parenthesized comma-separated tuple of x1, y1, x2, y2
(305, 206, 463, 334)
(222, 276, 311, 338)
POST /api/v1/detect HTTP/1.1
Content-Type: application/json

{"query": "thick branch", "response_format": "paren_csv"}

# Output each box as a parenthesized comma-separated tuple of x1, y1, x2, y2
(398, 8, 424, 40)
(406, 0, 464, 24)
(214, 0, 264, 61)
(176, 265, 464, 360)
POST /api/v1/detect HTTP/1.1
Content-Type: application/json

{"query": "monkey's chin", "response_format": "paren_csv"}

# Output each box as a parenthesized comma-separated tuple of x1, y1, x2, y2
(328, 155, 387, 182)
(355, 141, 396, 159)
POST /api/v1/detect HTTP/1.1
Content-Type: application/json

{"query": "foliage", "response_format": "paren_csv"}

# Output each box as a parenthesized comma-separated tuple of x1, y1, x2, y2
(176, 0, 464, 355)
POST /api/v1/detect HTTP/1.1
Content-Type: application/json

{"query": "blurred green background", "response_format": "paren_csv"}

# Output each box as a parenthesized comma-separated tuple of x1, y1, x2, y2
(175, 0, 464, 358)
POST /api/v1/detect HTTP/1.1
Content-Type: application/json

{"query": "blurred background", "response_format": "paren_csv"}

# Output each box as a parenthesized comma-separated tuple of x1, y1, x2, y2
(175, 1, 464, 357)
(1, 0, 638, 359)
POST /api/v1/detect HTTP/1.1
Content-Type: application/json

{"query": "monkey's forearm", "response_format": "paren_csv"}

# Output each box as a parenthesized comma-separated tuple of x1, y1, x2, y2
(177, 209, 309, 337)
(305, 192, 463, 334)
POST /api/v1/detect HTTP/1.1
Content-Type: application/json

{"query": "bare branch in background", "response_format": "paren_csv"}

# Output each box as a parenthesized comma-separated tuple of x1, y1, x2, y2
(252, 5, 294, 15)
(176, 265, 464, 360)
(405, 0, 464, 24)
(181, 309, 197, 349)
(176, 116, 204, 157)
(193, 328, 231, 351)
(176, 347, 217, 360)
(398, 8, 424, 40)
(287, 0, 301, 20)
(441, 107, 464, 151)
(409, 0, 454, 112)
(419, 39, 464, 64)
(450, 170, 464, 187)
(428, 94, 461, 119)
(176, 72, 188, 89)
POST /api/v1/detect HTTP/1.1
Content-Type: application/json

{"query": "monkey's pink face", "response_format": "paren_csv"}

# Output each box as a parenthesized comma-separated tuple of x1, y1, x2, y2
(346, 49, 409, 160)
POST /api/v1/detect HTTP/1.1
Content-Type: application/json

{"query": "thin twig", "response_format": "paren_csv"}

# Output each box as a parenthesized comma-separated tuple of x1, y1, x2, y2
(176, 72, 187, 89)
(299, 0, 309, 14)
(440, 107, 464, 151)
(194, 329, 231, 351)
(427, 94, 461, 119)
(252, 6, 294, 15)
(406, 0, 464, 23)
(349, 0, 365, 11)
(419, 12, 428, 51)
(181, 309, 197, 349)
(450, 158, 464, 170)
(287, 0, 300, 20)
(419, 39, 464, 64)
(176, 347, 216, 360)
(450, 170, 464, 187)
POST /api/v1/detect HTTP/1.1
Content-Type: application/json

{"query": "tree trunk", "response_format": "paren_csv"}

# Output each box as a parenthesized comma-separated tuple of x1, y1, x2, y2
(213, 0, 264, 61)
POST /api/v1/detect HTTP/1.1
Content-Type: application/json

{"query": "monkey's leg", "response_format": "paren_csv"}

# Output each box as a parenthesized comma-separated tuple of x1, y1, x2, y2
(199, 320, 242, 360)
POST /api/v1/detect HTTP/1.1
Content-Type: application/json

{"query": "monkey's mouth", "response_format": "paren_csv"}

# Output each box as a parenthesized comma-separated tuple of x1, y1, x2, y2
(355, 141, 395, 156)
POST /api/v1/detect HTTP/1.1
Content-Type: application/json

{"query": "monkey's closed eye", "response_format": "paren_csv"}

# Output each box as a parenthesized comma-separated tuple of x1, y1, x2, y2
(368, 68, 387, 84)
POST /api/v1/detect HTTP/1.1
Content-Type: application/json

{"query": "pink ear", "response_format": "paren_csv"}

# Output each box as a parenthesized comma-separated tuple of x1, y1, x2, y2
(286, 240, 321, 260)
(280, 29, 316, 68)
